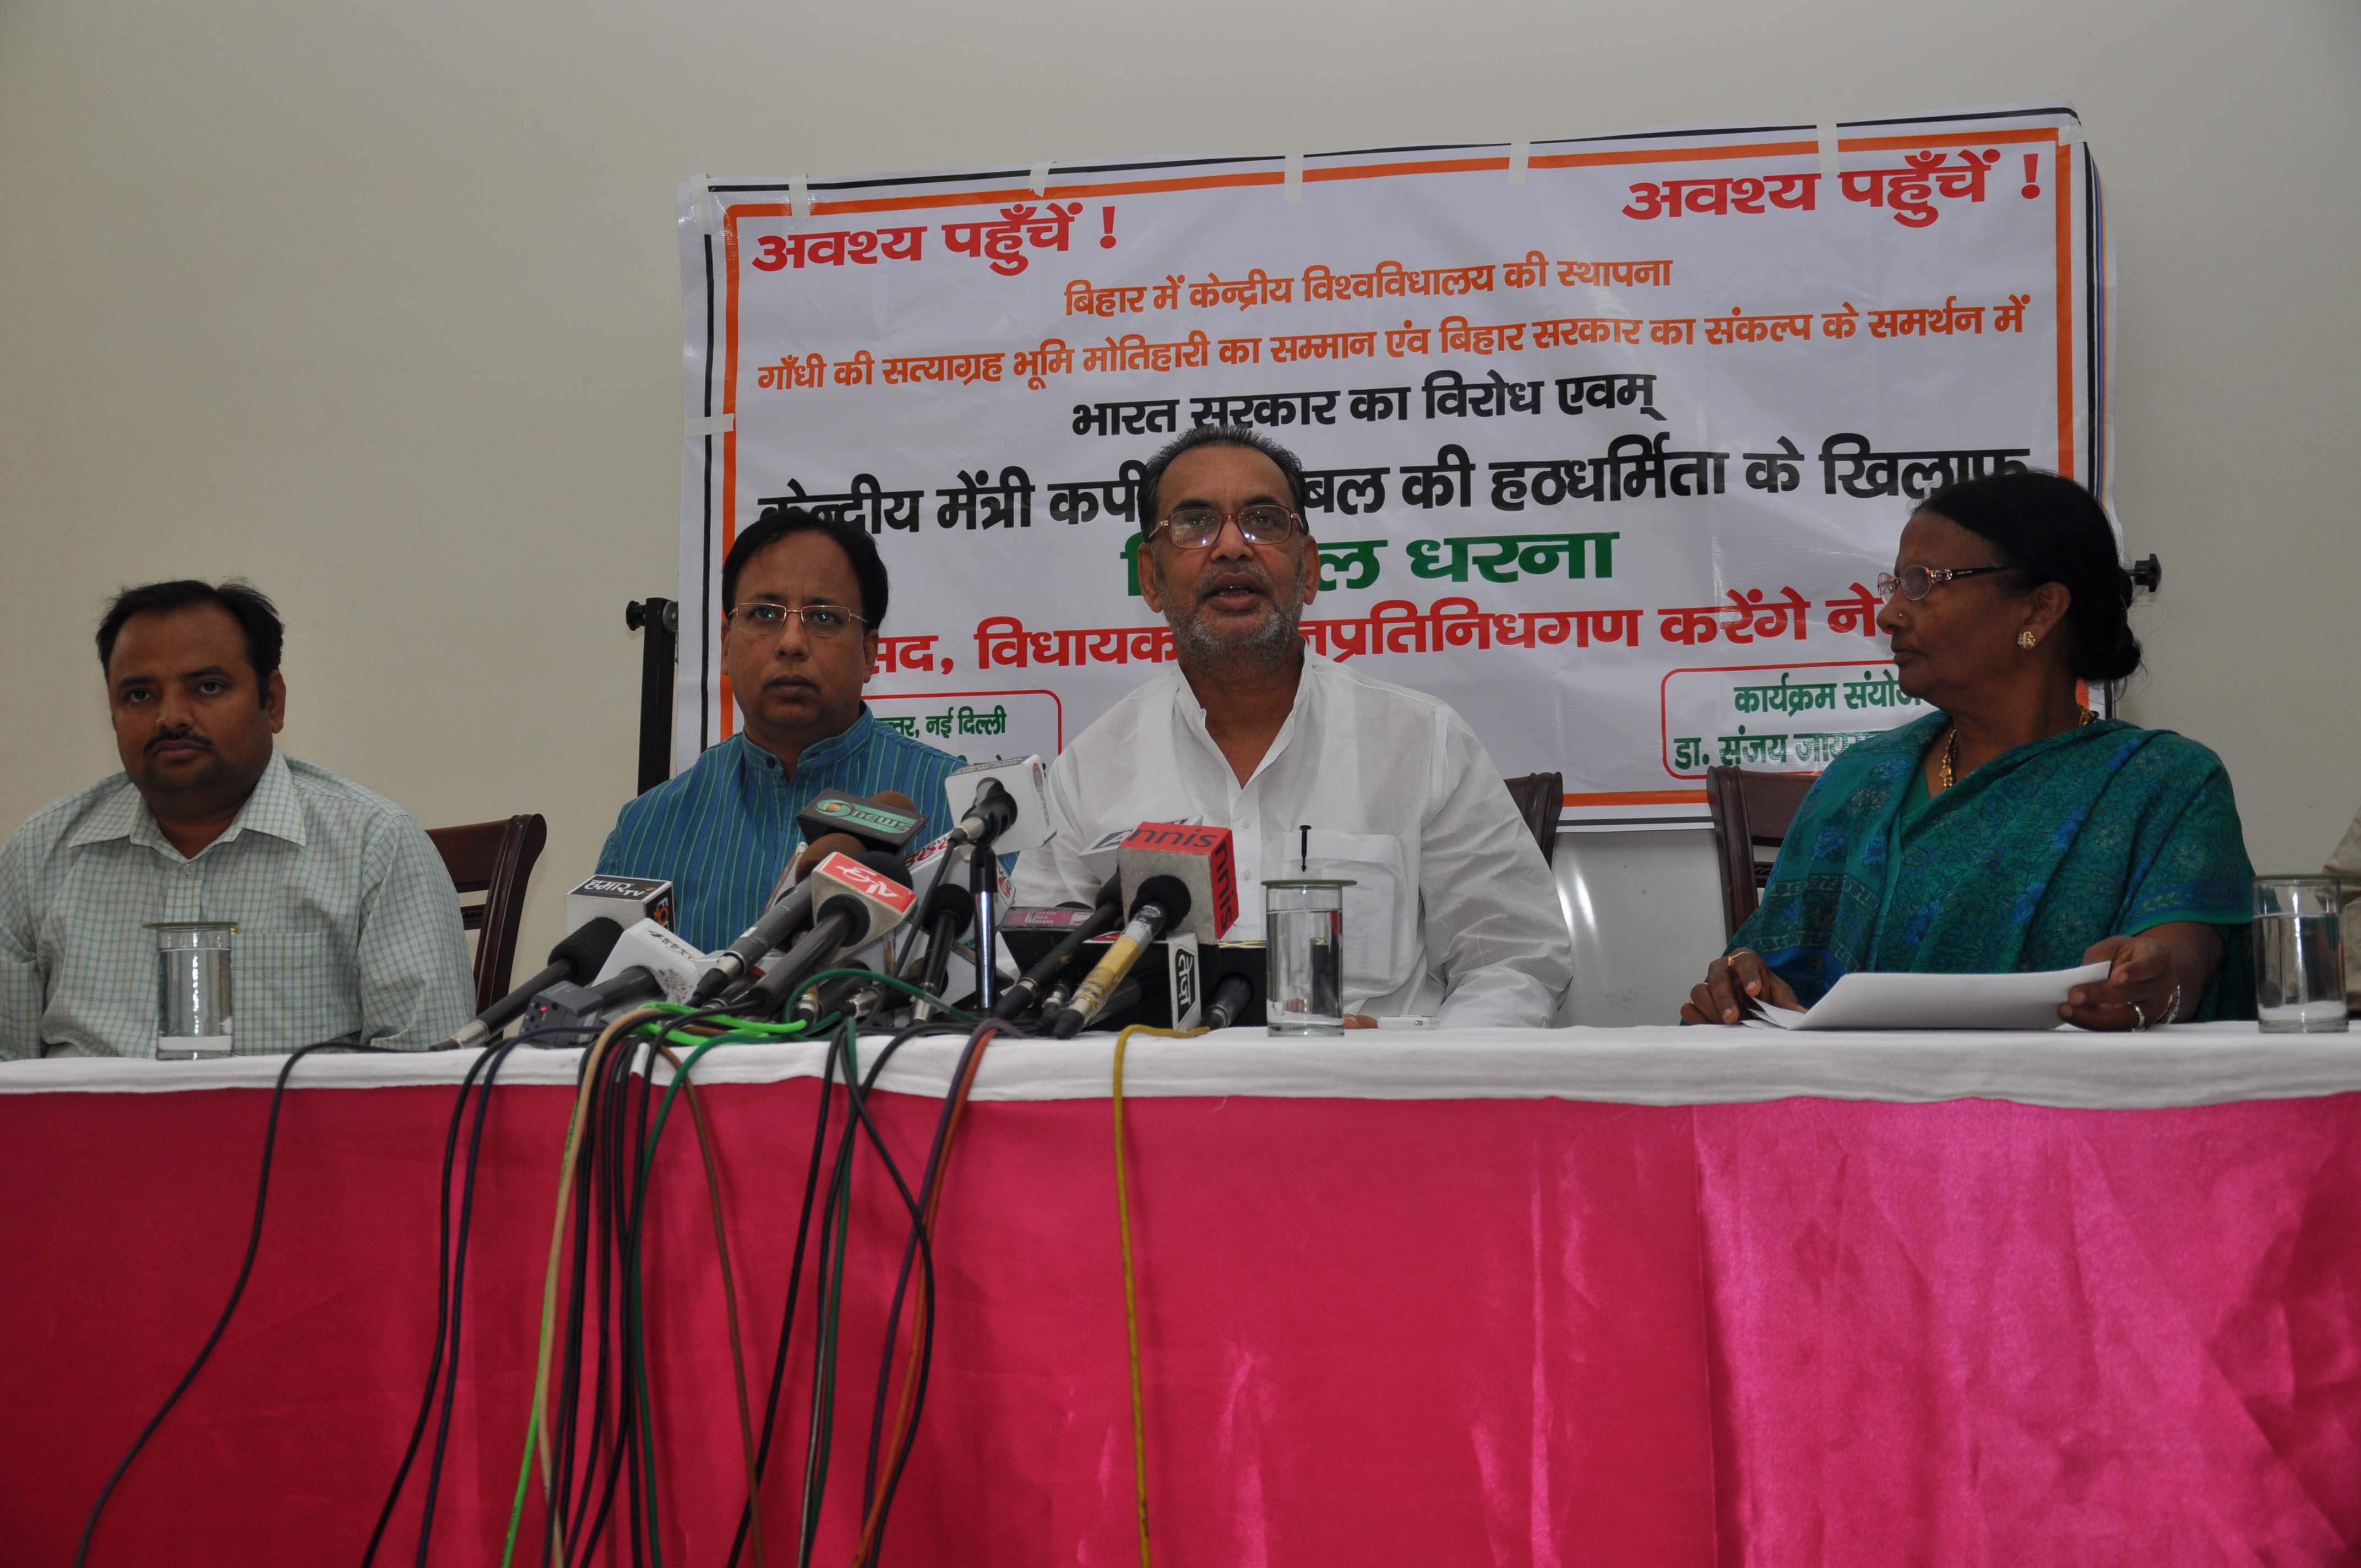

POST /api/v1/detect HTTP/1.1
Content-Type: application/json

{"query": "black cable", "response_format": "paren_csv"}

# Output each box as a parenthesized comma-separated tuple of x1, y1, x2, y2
(74, 1041, 393, 1568)
(813, 1021, 947, 1555)
(856, 1021, 999, 1513)
(724, 1017, 947, 1568)
(576, 1036, 655, 1568)
(565, 1040, 639, 1567)
(412, 1039, 521, 1565)
(796, 1027, 863, 1567)
(360, 1043, 499, 1566)
(545, 1035, 621, 1562)
(860, 1020, 1024, 1564)
(787, 1011, 975, 1568)
(721, 1033, 844, 1568)
(566, 1001, 741, 1568)
(625, 1037, 661, 1567)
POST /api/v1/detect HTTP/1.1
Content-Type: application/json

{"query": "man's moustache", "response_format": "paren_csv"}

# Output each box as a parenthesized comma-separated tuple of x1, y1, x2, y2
(147, 733, 214, 755)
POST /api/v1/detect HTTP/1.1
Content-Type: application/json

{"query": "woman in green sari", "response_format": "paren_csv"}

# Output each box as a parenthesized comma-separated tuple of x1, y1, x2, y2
(1684, 471, 2254, 1028)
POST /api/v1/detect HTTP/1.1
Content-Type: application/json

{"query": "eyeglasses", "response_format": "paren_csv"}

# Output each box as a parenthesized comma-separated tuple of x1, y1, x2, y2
(1147, 504, 1304, 551)
(727, 602, 868, 639)
(1876, 564, 2012, 602)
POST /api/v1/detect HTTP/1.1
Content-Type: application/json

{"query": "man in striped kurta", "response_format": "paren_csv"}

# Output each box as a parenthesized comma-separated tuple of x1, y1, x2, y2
(597, 508, 963, 954)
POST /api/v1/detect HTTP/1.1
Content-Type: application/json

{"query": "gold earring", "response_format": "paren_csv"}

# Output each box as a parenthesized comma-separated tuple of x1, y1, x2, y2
(2017, 630, 2038, 650)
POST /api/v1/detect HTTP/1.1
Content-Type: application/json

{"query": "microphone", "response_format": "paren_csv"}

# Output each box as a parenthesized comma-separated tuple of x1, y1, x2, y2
(797, 789, 926, 857)
(690, 830, 865, 1002)
(1049, 874, 1194, 1038)
(940, 756, 1052, 853)
(443, 917, 624, 1049)
(912, 846, 978, 1005)
(991, 876, 1123, 1020)
(525, 917, 710, 1035)
(564, 875, 675, 934)
(1204, 972, 1256, 1031)
(1113, 823, 1239, 942)
(738, 850, 917, 1015)
(951, 780, 1016, 850)
(523, 968, 662, 1035)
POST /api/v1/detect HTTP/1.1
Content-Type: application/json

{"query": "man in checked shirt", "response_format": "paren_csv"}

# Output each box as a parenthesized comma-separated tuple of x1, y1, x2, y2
(0, 581, 474, 1057)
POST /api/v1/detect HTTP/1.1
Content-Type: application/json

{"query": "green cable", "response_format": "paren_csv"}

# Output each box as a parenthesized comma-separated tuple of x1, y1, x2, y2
(623, 1023, 782, 1565)
(497, 979, 956, 1566)
(778, 968, 981, 1026)
(638, 1001, 813, 1037)
(497, 1019, 784, 1568)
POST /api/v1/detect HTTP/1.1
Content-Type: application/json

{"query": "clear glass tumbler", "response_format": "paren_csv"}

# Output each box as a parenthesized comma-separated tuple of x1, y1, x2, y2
(1264, 879, 1352, 1036)
(2252, 878, 2347, 1033)
(148, 921, 236, 1058)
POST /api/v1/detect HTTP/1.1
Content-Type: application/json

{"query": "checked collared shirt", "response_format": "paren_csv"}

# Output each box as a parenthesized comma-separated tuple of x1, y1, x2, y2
(0, 750, 476, 1057)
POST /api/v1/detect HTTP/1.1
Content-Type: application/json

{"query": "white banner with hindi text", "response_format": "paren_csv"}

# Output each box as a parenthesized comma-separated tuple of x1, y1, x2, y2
(678, 105, 2108, 824)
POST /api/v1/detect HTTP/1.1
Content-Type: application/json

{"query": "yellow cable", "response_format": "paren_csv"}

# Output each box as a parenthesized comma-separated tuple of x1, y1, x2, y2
(1112, 1023, 1203, 1568)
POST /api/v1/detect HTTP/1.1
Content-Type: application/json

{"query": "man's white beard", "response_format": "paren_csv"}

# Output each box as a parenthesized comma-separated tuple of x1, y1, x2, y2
(1167, 584, 1305, 677)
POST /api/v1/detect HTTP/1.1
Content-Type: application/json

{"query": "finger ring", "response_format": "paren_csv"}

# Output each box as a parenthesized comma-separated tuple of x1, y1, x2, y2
(2160, 984, 2184, 1026)
(2131, 1001, 2148, 1031)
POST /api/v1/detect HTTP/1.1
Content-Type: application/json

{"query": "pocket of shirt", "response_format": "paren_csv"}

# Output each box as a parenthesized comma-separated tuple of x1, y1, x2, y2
(1300, 830, 1406, 993)
(234, 930, 359, 1049)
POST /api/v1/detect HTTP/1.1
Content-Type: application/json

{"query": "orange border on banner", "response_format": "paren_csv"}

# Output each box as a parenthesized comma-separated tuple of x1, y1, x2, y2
(710, 127, 2079, 738)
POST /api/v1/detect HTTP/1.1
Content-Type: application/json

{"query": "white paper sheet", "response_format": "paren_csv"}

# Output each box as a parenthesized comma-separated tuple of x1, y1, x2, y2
(1744, 962, 2113, 1031)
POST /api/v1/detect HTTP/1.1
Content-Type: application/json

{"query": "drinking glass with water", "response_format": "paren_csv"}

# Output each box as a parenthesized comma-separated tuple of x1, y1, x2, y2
(2252, 878, 2347, 1033)
(1264, 879, 1352, 1036)
(148, 921, 236, 1058)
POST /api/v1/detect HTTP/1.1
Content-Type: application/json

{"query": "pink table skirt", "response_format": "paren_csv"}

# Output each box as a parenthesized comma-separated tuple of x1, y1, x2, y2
(5, 1064, 2357, 1565)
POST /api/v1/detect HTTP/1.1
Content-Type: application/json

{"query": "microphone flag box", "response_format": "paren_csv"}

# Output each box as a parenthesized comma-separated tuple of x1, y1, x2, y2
(567, 875, 674, 933)
(591, 918, 707, 1001)
(1000, 906, 1102, 933)
(798, 791, 926, 853)
(1164, 932, 1203, 1031)
(943, 755, 1055, 853)
(1116, 823, 1239, 941)
(812, 851, 919, 927)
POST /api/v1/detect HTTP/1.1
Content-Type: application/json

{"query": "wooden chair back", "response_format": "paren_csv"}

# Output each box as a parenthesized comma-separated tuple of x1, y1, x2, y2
(1502, 772, 1564, 865)
(427, 814, 549, 1010)
(1704, 767, 1818, 939)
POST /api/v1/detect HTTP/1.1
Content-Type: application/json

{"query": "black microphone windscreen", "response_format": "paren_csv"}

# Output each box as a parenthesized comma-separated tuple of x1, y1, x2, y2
(549, 917, 625, 983)
(1130, 874, 1192, 929)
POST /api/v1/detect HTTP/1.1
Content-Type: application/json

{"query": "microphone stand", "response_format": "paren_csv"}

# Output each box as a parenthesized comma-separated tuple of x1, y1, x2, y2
(969, 837, 1000, 1012)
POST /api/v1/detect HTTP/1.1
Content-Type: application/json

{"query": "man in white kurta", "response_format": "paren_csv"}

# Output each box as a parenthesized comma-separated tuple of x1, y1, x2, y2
(1011, 428, 1573, 1027)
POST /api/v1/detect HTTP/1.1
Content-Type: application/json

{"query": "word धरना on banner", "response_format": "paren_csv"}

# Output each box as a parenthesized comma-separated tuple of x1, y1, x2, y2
(677, 105, 2109, 824)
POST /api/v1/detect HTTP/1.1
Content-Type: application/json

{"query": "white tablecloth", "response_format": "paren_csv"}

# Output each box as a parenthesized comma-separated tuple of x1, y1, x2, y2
(5, 1021, 2358, 1110)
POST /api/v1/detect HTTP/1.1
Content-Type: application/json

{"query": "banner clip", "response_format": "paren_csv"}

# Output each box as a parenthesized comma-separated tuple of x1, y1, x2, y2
(1506, 141, 1530, 186)
(1029, 160, 1052, 195)
(1817, 123, 1841, 181)
(686, 413, 735, 439)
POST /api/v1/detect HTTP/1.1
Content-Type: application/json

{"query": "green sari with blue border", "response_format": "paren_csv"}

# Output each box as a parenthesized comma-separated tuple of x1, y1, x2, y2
(1729, 714, 2255, 1020)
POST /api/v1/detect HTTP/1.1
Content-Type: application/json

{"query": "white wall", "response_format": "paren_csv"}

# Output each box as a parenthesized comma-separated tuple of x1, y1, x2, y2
(4, 0, 2355, 1021)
